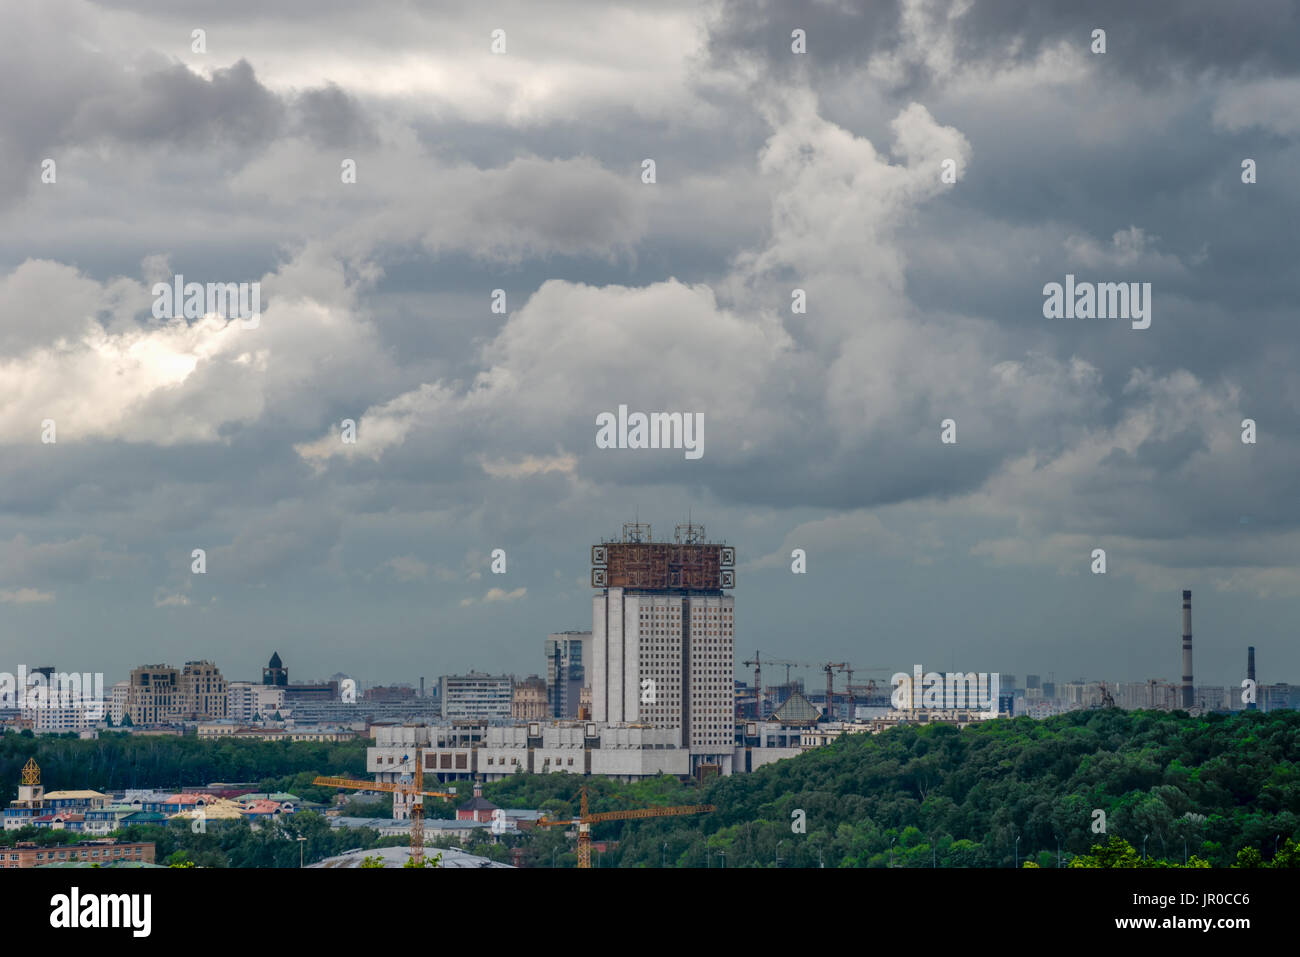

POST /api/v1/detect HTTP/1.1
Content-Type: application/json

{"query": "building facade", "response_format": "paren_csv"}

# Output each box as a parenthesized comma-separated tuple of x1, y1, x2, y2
(590, 523, 736, 773)
(2, 840, 155, 868)
(511, 676, 548, 721)
(126, 665, 180, 725)
(439, 673, 513, 721)
(110, 681, 129, 725)
(180, 661, 228, 719)
(227, 682, 287, 723)
(545, 631, 590, 719)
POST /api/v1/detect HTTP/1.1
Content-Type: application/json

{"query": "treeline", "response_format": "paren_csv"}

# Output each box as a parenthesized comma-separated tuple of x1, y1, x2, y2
(0, 732, 368, 799)
(594, 709, 1300, 868)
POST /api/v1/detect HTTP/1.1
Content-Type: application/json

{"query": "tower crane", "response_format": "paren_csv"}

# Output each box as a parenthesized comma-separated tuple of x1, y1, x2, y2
(313, 748, 455, 865)
(841, 664, 893, 717)
(536, 785, 715, 868)
(822, 663, 847, 720)
(743, 652, 810, 719)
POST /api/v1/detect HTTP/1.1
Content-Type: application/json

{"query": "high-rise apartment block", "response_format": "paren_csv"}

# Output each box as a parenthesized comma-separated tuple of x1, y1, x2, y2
(126, 661, 227, 724)
(591, 522, 736, 773)
(126, 665, 179, 725)
(439, 673, 514, 720)
(180, 660, 227, 719)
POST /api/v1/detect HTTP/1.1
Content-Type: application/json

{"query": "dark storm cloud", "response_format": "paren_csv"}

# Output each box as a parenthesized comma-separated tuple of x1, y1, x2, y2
(73, 59, 283, 147)
(948, 0, 1300, 81)
(707, 0, 904, 78)
(709, 0, 1300, 87)
(293, 84, 377, 149)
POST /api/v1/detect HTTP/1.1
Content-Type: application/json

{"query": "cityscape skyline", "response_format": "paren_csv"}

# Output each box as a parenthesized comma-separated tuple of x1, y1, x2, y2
(9, 571, 1294, 695)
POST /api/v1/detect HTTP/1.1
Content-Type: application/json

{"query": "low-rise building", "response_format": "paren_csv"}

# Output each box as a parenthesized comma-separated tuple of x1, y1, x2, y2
(2, 840, 155, 868)
(196, 723, 358, 742)
(456, 783, 499, 823)
(3, 762, 111, 831)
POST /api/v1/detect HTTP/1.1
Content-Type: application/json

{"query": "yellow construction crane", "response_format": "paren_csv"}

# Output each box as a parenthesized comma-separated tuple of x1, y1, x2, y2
(537, 784, 715, 868)
(313, 748, 455, 866)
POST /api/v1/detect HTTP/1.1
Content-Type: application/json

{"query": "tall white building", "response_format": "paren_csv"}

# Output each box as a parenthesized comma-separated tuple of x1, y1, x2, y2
(590, 523, 736, 774)
(110, 681, 129, 725)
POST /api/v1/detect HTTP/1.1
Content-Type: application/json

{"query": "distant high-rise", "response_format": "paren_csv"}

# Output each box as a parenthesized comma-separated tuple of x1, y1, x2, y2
(439, 673, 513, 720)
(127, 661, 227, 724)
(591, 521, 736, 774)
(180, 660, 228, 719)
(1181, 590, 1194, 709)
(544, 631, 590, 718)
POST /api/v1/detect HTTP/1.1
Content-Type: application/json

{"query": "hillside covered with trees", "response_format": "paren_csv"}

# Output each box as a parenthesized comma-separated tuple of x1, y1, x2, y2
(604, 708, 1300, 867)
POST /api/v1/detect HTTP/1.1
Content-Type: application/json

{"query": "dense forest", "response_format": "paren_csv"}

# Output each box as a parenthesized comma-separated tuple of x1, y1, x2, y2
(603, 708, 1300, 868)
(4, 709, 1298, 867)
(0, 731, 368, 797)
(474, 708, 1300, 868)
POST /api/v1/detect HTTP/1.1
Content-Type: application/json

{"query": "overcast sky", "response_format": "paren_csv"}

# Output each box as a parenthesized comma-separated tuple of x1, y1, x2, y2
(1, 0, 1298, 692)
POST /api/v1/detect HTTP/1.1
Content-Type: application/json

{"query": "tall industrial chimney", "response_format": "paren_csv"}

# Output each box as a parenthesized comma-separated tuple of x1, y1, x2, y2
(1247, 647, 1256, 711)
(1181, 590, 1194, 709)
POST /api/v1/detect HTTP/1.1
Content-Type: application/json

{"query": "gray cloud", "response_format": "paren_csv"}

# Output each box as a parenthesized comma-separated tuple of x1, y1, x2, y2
(0, 0, 1296, 685)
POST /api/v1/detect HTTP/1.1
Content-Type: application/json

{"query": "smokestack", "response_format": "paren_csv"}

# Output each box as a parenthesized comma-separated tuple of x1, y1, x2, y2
(1247, 647, 1256, 711)
(1181, 590, 1194, 709)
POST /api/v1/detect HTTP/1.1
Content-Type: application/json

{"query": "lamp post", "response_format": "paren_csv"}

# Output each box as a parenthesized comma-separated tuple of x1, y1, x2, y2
(1014, 835, 1020, 869)
(1056, 835, 1061, 869)
(890, 836, 897, 869)
(552, 847, 558, 869)
(297, 835, 307, 868)
(776, 839, 785, 868)
(718, 850, 726, 869)
(662, 842, 667, 869)
(1142, 834, 1149, 860)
